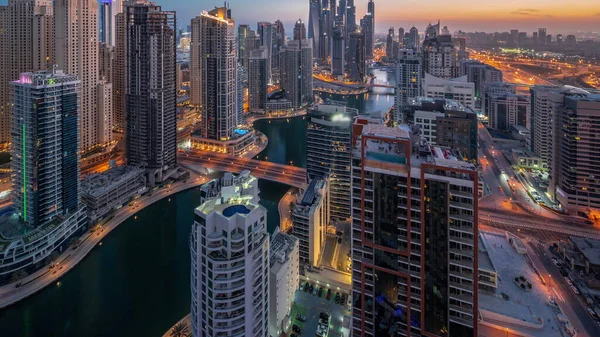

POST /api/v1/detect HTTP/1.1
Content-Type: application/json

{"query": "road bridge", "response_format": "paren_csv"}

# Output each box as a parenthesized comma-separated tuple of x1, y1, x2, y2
(180, 150, 307, 189)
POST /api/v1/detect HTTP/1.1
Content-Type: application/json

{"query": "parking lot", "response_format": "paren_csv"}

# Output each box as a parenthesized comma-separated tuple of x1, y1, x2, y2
(287, 281, 351, 337)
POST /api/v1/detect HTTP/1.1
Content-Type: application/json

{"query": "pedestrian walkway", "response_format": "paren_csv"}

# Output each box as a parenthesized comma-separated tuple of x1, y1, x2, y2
(0, 173, 208, 309)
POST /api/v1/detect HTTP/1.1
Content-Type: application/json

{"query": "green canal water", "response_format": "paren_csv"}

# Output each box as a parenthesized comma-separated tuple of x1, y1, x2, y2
(0, 67, 394, 337)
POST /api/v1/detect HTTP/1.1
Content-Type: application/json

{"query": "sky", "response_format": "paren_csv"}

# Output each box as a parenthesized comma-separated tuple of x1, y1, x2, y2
(161, 0, 600, 35)
(0, 0, 597, 34)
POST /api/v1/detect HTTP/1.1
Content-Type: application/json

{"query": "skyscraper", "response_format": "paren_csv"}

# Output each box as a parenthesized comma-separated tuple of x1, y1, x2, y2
(125, 1, 177, 185)
(485, 92, 530, 132)
(190, 171, 270, 337)
(273, 19, 285, 77)
(550, 95, 600, 216)
(529, 85, 591, 171)
(113, 11, 127, 132)
(306, 104, 356, 220)
(191, 7, 237, 141)
(55, 0, 110, 151)
(408, 26, 419, 51)
(459, 60, 503, 107)
(360, 13, 374, 59)
(0, 0, 54, 146)
(257, 21, 276, 83)
(308, 0, 321, 57)
(386, 26, 395, 59)
(279, 39, 313, 108)
(248, 47, 269, 112)
(293, 18, 307, 41)
(11, 69, 82, 227)
(99, 0, 123, 46)
(395, 49, 422, 122)
(348, 29, 366, 82)
(398, 27, 405, 46)
(351, 122, 479, 337)
(422, 30, 458, 79)
(331, 27, 345, 77)
(538, 28, 547, 46)
(237, 24, 260, 71)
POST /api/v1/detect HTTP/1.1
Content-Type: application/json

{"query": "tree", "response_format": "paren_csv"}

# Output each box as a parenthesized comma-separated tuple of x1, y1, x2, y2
(46, 251, 60, 267)
(10, 270, 28, 283)
(170, 321, 190, 337)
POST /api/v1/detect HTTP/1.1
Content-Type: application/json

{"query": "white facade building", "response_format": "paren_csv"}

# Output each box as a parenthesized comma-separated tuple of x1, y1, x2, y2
(268, 228, 300, 337)
(292, 177, 330, 266)
(414, 110, 444, 144)
(423, 73, 475, 109)
(190, 171, 270, 337)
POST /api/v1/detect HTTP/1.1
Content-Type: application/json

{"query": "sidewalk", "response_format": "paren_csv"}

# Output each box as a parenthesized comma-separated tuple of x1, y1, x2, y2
(0, 172, 208, 309)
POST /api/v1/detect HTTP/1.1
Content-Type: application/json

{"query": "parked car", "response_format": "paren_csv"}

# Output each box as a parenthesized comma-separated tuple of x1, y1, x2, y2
(571, 285, 580, 295)
(320, 312, 330, 320)
(296, 314, 307, 322)
(587, 308, 599, 320)
(313, 286, 318, 296)
(318, 287, 323, 297)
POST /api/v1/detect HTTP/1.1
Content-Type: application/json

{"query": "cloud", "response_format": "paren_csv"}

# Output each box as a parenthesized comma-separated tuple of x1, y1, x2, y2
(510, 8, 553, 18)
(511, 9, 540, 15)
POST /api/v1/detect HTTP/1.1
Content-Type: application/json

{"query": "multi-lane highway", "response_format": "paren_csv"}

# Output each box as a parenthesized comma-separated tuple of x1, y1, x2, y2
(180, 150, 307, 188)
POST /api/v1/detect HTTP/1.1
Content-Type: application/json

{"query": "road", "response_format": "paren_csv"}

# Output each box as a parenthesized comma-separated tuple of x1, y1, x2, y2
(180, 150, 307, 189)
(0, 173, 209, 309)
(528, 242, 600, 337)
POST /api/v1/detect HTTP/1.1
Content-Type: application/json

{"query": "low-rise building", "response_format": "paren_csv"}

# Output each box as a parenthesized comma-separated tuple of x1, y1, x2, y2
(81, 166, 147, 221)
(268, 227, 299, 337)
(422, 73, 475, 108)
(560, 237, 600, 275)
(510, 149, 543, 170)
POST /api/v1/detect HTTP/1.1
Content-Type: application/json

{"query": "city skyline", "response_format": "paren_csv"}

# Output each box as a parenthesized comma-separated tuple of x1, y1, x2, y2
(134, 0, 598, 34)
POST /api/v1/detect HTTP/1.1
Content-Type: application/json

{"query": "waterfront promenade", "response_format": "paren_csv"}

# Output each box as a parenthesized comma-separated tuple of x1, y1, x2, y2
(0, 172, 209, 309)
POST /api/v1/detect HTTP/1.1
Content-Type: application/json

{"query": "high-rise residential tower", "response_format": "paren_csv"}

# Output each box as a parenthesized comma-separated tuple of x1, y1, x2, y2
(360, 13, 374, 59)
(257, 21, 276, 83)
(293, 19, 307, 41)
(125, 1, 177, 185)
(55, 0, 112, 151)
(191, 7, 237, 141)
(248, 47, 269, 112)
(11, 69, 82, 227)
(99, 0, 123, 46)
(306, 104, 356, 220)
(422, 27, 458, 79)
(395, 49, 422, 122)
(408, 26, 419, 51)
(331, 27, 345, 77)
(351, 122, 479, 337)
(113, 11, 127, 132)
(279, 39, 313, 108)
(550, 95, 600, 217)
(308, 0, 321, 57)
(0, 0, 54, 146)
(348, 29, 366, 82)
(190, 171, 270, 337)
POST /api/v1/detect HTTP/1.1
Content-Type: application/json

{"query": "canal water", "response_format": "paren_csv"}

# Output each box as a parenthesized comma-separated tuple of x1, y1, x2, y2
(0, 67, 395, 337)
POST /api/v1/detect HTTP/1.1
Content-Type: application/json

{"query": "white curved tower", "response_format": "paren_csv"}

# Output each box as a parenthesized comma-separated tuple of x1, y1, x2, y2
(190, 171, 270, 337)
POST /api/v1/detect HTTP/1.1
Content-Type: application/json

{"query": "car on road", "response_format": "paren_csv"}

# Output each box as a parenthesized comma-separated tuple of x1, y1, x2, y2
(570, 285, 580, 295)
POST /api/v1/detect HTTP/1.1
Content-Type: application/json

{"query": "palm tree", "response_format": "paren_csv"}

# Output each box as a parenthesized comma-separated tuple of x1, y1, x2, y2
(10, 270, 28, 283)
(170, 321, 190, 337)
